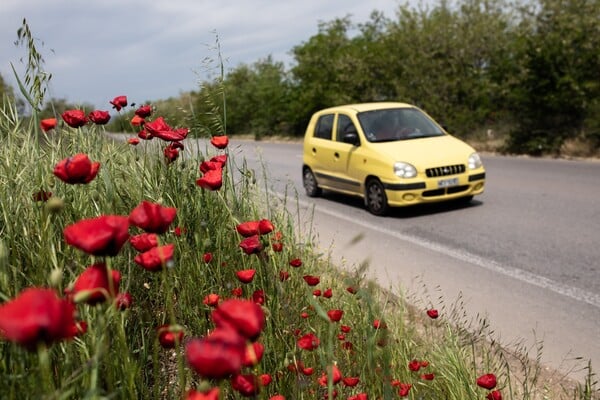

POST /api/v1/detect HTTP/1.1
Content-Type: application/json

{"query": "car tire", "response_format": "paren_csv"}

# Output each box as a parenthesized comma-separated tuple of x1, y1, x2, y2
(303, 167, 322, 197)
(365, 178, 389, 216)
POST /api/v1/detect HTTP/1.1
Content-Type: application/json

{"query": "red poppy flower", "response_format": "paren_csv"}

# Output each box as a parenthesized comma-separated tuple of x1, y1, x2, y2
(231, 373, 260, 397)
(210, 135, 229, 149)
(40, 118, 57, 132)
(211, 299, 265, 341)
(421, 373, 435, 380)
(130, 115, 144, 126)
(144, 116, 170, 133)
(53, 153, 100, 184)
(196, 168, 223, 190)
(242, 341, 265, 367)
(61, 109, 87, 128)
(65, 263, 120, 305)
(239, 235, 262, 255)
(88, 110, 111, 125)
(269, 396, 285, 400)
(487, 390, 502, 400)
(236, 221, 260, 237)
(297, 333, 320, 351)
(197, 161, 215, 174)
(347, 286, 358, 294)
(64, 215, 130, 257)
(130, 233, 159, 252)
(210, 154, 227, 166)
(145, 117, 189, 141)
(135, 105, 152, 118)
(289, 258, 302, 268)
(302, 275, 320, 286)
(420, 360, 430, 368)
(110, 95, 128, 111)
(408, 359, 421, 372)
(300, 367, 315, 377)
(203, 252, 213, 263)
(252, 289, 265, 305)
(272, 241, 283, 252)
(398, 382, 412, 397)
(185, 327, 247, 379)
(323, 288, 333, 298)
(327, 309, 343, 322)
(164, 143, 180, 163)
(231, 287, 243, 297)
(157, 324, 184, 348)
(185, 388, 220, 400)
(258, 219, 274, 234)
(203, 293, 220, 307)
(129, 200, 177, 234)
(373, 319, 387, 329)
(349, 394, 368, 400)
(343, 377, 360, 387)
(236, 269, 256, 284)
(341, 325, 351, 333)
(0, 287, 79, 349)
(138, 129, 152, 140)
(476, 373, 497, 390)
(279, 270, 289, 281)
(32, 190, 52, 202)
(115, 292, 133, 310)
(134, 244, 175, 272)
(128, 137, 140, 145)
(317, 365, 342, 386)
(172, 226, 185, 236)
(260, 373, 272, 387)
(313, 289, 322, 296)
(426, 309, 439, 319)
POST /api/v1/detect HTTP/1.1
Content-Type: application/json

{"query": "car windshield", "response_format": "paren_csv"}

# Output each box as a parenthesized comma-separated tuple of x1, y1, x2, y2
(357, 108, 446, 143)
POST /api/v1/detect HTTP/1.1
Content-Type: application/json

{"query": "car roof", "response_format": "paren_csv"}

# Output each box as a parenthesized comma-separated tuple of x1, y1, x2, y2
(316, 102, 416, 114)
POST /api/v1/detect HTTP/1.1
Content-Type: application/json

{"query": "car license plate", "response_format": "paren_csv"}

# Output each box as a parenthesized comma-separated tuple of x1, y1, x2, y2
(438, 177, 458, 188)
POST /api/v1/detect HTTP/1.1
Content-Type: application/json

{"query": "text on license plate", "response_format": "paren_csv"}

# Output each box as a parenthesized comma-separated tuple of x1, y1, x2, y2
(438, 177, 459, 188)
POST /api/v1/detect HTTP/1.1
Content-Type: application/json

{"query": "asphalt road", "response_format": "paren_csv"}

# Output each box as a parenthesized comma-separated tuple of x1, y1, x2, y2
(224, 140, 600, 382)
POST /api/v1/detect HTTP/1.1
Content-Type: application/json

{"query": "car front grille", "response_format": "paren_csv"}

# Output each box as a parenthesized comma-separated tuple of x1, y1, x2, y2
(422, 185, 469, 197)
(426, 164, 465, 178)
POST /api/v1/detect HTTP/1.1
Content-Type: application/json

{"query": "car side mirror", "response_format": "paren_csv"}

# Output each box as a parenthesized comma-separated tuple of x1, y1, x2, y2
(342, 131, 360, 146)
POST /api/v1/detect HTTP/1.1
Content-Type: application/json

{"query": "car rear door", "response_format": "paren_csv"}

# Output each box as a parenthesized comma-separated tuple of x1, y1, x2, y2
(326, 113, 362, 193)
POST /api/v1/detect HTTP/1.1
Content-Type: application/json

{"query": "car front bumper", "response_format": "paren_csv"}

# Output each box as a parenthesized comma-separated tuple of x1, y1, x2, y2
(383, 172, 486, 206)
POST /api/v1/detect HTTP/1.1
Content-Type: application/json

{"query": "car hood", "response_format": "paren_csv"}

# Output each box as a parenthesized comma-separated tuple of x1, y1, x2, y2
(370, 135, 476, 168)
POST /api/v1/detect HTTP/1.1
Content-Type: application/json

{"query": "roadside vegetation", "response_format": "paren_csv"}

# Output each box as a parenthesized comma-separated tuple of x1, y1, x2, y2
(0, 7, 598, 400)
(3, 0, 599, 158)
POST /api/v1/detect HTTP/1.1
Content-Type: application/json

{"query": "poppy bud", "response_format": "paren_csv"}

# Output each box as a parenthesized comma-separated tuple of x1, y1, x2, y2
(45, 196, 65, 213)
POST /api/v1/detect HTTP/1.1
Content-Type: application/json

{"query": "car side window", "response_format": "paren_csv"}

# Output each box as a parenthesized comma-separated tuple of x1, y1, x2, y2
(314, 114, 334, 140)
(336, 114, 358, 142)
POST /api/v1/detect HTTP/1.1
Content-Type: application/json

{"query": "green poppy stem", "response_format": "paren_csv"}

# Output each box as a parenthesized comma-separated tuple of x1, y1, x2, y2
(37, 343, 56, 394)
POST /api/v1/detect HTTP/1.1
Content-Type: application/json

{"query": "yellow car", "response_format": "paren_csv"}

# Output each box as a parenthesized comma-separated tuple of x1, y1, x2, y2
(302, 102, 486, 215)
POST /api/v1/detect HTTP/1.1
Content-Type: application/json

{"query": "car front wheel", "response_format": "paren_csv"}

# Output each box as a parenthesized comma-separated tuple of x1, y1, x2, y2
(303, 167, 322, 197)
(365, 178, 388, 216)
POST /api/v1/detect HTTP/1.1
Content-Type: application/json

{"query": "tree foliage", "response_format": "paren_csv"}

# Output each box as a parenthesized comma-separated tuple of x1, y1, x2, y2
(505, 0, 600, 154)
(6, 0, 599, 155)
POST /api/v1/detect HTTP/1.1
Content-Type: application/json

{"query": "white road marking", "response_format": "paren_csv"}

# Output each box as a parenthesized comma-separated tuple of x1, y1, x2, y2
(291, 196, 600, 310)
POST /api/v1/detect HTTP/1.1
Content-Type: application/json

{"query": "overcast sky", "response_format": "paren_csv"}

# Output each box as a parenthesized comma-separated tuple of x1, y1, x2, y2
(1, 0, 407, 110)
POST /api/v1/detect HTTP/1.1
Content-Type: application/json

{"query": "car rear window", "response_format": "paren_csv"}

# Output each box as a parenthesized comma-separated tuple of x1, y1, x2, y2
(314, 114, 334, 140)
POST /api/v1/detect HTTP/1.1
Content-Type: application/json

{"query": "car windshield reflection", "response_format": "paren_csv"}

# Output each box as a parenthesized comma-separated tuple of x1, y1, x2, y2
(357, 108, 446, 143)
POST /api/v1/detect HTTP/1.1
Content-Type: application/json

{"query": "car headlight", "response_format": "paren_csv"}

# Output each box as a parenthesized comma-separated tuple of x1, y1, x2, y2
(468, 153, 483, 169)
(394, 162, 417, 178)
